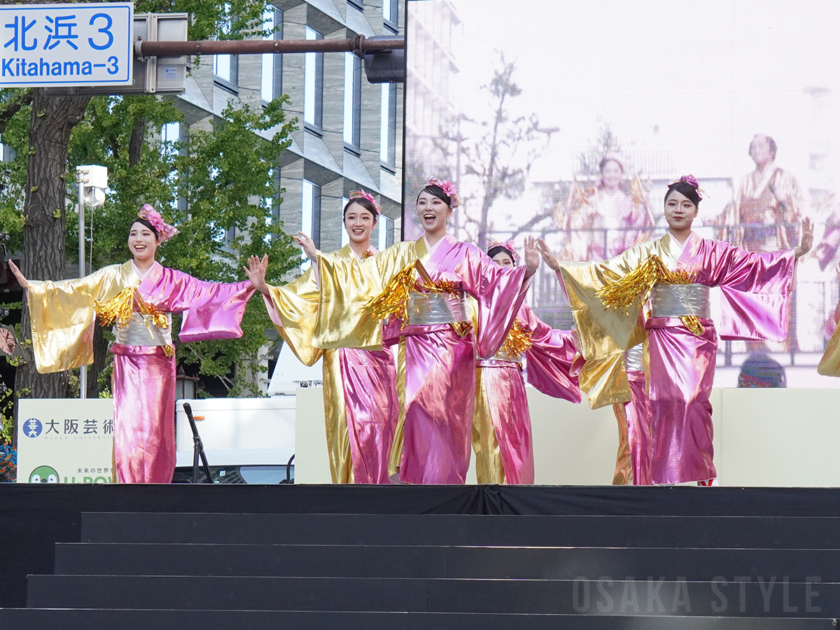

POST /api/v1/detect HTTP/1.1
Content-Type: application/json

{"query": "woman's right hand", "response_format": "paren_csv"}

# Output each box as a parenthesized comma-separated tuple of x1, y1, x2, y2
(8, 260, 27, 291)
(537, 238, 561, 272)
(293, 232, 318, 262)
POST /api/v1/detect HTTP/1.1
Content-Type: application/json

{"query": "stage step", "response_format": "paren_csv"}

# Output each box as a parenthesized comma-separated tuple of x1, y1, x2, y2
(54, 542, 840, 582)
(82, 511, 840, 549)
(0, 609, 833, 630)
(26, 575, 838, 617)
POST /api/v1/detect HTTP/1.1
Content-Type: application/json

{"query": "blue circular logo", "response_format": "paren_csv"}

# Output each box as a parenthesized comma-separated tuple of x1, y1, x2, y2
(23, 418, 42, 438)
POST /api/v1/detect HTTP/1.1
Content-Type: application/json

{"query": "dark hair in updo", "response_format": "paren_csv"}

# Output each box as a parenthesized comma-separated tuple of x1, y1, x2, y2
(417, 184, 452, 207)
(343, 197, 378, 220)
(664, 181, 702, 208)
(487, 245, 517, 265)
(128, 218, 159, 240)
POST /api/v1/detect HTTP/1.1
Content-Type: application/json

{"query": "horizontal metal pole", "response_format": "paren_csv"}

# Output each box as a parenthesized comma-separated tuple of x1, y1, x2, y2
(137, 35, 404, 58)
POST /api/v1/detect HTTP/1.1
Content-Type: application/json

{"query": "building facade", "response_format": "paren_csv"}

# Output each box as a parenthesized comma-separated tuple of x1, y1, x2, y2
(172, 0, 404, 262)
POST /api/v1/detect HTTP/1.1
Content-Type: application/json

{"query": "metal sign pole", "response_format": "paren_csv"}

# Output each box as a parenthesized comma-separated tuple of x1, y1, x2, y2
(78, 178, 86, 400)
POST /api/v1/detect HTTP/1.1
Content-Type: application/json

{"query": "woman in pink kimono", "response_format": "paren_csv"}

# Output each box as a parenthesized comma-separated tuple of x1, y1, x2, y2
(254, 192, 398, 484)
(11, 205, 260, 484)
(310, 179, 540, 485)
(539, 176, 812, 485)
(472, 241, 581, 485)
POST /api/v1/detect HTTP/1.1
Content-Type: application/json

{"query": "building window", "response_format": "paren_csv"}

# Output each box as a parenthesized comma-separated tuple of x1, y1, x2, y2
(304, 27, 324, 131)
(344, 52, 362, 151)
(383, 0, 399, 33)
(340, 196, 350, 247)
(380, 83, 397, 167)
(214, 4, 238, 89)
(302, 180, 321, 268)
(378, 214, 392, 251)
(261, 7, 283, 103)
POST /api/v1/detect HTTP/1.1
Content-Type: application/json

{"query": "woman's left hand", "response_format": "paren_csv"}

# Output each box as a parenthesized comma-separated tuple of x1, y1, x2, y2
(523, 236, 541, 277)
(794, 217, 813, 259)
(243, 254, 269, 295)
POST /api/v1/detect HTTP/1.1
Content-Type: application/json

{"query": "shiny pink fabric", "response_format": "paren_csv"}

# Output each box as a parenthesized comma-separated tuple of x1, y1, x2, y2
(677, 233, 796, 341)
(476, 304, 581, 486)
(624, 370, 652, 486)
(647, 317, 717, 485)
(110, 263, 255, 483)
(339, 347, 398, 484)
(384, 235, 528, 484)
(137, 263, 255, 342)
(111, 344, 177, 484)
(479, 360, 534, 484)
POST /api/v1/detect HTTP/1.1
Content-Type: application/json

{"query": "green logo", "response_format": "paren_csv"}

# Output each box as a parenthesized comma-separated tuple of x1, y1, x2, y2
(29, 465, 59, 483)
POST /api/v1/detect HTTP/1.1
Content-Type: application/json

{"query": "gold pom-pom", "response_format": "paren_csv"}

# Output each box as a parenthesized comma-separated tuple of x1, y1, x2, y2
(596, 255, 697, 315)
(502, 319, 533, 359)
(363, 260, 420, 325)
(679, 315, 705, 336)
(95, 287, 169, 340)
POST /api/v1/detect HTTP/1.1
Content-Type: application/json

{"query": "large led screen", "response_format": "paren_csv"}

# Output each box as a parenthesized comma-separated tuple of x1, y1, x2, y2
(404, 0, 840, 388)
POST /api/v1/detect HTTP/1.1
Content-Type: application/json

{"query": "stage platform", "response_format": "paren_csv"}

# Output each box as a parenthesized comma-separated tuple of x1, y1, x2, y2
(1, 484, 839, 628)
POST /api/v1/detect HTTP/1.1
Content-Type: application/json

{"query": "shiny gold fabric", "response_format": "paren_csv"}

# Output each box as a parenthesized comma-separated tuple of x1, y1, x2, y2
(28, 262, 138, 374)
(389, 337, 408, 477)
(472, 367, 506, 485)
(611, 401, 632, 485)
(322, 349, 353, 484)
(265, 244, 362, 482)
(558, 234, 684, 408)
(818, 322, 840, 376)
(315, 237, 431, 351)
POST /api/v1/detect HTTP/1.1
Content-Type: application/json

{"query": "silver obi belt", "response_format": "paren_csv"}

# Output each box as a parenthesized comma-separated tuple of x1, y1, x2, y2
(407, 290, 467, 326)
(650, 283, 710, 318)
(114, 313, 173, 346)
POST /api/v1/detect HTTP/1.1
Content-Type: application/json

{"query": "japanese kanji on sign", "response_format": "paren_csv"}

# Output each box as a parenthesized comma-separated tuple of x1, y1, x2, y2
(0, 3, 133, 87)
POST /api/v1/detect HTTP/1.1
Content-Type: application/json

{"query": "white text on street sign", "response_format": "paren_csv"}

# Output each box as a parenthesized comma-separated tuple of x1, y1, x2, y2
(0, 3, 133, 88)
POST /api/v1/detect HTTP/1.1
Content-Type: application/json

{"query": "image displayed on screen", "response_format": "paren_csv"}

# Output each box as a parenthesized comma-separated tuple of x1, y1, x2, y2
(404, 0, 840, 388)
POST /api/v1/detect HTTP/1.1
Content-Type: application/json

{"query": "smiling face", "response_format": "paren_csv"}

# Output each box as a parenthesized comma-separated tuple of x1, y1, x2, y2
(664, 190, 698, 233)
(600, 159, 624, 190)
(343, 202, 377, 247)
(416, 190, 452, 234)
(128, 221, 159, 263)
(491, 251, 515, 268)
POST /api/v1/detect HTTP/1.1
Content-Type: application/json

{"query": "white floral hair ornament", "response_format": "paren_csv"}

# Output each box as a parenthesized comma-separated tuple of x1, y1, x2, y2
(426, 177, 461, 209)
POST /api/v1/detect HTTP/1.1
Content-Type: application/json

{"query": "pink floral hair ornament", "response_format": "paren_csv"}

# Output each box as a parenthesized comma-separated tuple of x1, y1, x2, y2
(348, 190, 380, 215)
(487, 239, 519, 263)
(426, 177, 461, 209)
(669, 174, 707, 199)
(138, 204, 179, 242)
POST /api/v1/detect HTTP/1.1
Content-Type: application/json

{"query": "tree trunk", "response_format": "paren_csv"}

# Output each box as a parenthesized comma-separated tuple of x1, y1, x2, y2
(15, 90, 92, 408)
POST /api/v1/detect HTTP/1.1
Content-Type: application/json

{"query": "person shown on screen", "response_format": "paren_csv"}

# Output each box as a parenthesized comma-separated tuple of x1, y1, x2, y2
(539, 175, 811, 486)
(557, 156, 654, 262)
(727, 134, 804, 252)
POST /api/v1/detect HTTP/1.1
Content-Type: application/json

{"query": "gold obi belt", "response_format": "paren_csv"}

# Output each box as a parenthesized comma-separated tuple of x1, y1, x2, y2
(650, 283, 710, 318)
(407, 290, 467, 326)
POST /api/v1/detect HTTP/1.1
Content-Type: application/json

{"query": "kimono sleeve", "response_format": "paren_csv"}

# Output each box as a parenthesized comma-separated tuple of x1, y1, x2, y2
(28, 265, 125, 373)
(523, 308, 582, 404)
(455, 245, 529, 359)
(263, 268, 323, 366)
(174, 275, 256, 342)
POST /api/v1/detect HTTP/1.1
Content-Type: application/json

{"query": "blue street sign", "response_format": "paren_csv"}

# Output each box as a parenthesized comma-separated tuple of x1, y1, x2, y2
(0, 3, 133, 87)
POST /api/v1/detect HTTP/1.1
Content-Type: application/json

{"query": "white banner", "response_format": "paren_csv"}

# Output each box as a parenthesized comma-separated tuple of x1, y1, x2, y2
(17, 398, 115, 484)
(0, 3, 133, 87)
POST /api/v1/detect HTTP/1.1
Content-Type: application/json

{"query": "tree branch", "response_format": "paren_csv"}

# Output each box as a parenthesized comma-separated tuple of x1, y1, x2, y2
(0, 91, 33, 134)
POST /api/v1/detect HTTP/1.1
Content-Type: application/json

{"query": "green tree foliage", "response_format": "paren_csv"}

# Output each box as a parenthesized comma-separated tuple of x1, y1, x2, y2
(0, 0, 301, 404)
